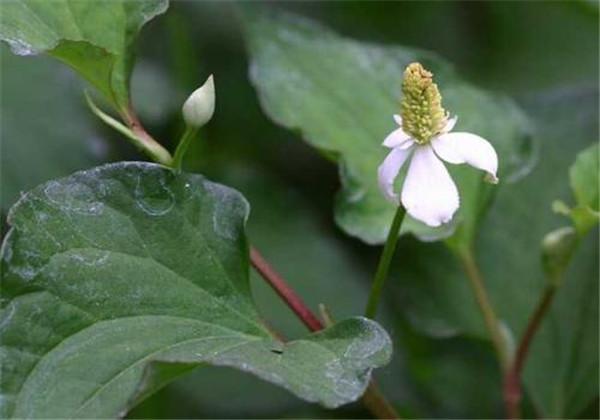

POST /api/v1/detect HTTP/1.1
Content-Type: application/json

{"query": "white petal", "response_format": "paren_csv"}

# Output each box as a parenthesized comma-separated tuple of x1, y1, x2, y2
(401, 146, 459, 227)
(432, 132, 499, 182)
(382, 127, 412, 148)
(443, 116, 458, 133)
(378, 146, 413, 203)
(393, 114, 402, 125)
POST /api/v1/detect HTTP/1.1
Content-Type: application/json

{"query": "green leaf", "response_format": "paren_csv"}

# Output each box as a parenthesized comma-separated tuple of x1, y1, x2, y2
(0, 45, 104, 212)
(558, 142, 600, 234)
(390, 87, 599, 417)
(553, 142, 600, 235)
(240, 7, 531, 245)
(131, 164, 406, 418)
(0, 162, 392, 418)
(570, 143, 599, 210)
(0, 0, 168, 114)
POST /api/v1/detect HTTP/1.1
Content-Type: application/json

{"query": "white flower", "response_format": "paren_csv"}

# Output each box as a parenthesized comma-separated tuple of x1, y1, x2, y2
(377, 114, 498, 227)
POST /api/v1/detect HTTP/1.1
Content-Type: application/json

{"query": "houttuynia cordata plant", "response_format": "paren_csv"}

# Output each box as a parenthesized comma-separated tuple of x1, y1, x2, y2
(1, 1, 598, 419)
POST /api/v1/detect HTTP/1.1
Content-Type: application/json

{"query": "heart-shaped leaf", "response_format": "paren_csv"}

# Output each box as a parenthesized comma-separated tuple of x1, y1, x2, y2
(0, 162, 391, 418)
(240, 7, 531, 245)
(0, 0, 167, 114)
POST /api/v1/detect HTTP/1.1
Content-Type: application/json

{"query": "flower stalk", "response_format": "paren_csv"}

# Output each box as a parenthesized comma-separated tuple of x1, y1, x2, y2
(172, 126, 199, 171)
(365, 205, 406, 319)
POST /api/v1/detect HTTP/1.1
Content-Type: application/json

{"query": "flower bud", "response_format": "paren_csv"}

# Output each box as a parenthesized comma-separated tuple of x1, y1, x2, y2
(182, 75, 215, 128)
(541, 226, 578, 286)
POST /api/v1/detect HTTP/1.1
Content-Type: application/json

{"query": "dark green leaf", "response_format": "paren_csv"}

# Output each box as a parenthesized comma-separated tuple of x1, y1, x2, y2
(240, 7, 530, 245)
(0, 0, 168, 114)
(0, 162, 392, 418)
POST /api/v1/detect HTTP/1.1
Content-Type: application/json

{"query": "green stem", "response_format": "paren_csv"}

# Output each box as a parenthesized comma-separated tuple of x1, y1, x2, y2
(459, 250, 509, 370)
(365, 206, 406, 319)
(172, 126, 199, 170)
(84, 91, 172, 166)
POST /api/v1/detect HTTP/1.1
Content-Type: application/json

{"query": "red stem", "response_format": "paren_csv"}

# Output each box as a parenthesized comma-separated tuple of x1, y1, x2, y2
(503, 287, 556, 418)
(250, 247, 324, 332)
(124, 107, 155, 145)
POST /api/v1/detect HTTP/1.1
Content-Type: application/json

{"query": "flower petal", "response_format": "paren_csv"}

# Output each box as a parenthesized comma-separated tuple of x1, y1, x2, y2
(378, 146, 413, 203)
(401, 146, 460, 227)
(382, 127, 412, 148)
(443, 115, 458, 133)
(432, 132, 499, 182)
(393, 114, 402, 125)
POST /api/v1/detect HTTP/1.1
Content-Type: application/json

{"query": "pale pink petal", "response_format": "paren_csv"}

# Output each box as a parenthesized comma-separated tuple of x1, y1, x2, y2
(382, 127, 412, 148)
(393, 114, 402, 125)
(401, 146, 460, 227)
(378, 146, 413, 203)
(432, 132, 499, 183)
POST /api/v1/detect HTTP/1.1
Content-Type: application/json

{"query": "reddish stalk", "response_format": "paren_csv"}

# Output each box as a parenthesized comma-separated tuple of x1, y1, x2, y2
(249, 246, 399, 419)
(250, 247, 324, 332)
(503, 287, 556, 419)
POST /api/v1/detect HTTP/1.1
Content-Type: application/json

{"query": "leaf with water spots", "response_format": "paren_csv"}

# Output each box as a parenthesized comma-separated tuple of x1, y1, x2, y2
(0, 0, 167, 114)
(0, 162, 392, 418)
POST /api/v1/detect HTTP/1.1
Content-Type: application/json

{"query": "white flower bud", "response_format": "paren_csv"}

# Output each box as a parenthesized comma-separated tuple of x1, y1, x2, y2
(182, 75, 215, 127)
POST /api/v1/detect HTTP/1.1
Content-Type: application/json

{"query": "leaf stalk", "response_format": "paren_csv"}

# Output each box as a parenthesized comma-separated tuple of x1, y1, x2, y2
(84, 92, 173, 166)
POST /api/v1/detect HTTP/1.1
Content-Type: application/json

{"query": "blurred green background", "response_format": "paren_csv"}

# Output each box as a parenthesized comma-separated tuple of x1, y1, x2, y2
(1, 1, 598, 418)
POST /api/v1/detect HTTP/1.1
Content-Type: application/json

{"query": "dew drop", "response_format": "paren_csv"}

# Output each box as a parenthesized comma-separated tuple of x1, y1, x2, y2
(134, 171, 175, 216)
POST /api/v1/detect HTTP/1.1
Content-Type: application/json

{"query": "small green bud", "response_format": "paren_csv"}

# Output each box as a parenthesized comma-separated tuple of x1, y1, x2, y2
(182, 75, 215, 128)
(541, 226, 578, 286)
(400, 63, 448, 144)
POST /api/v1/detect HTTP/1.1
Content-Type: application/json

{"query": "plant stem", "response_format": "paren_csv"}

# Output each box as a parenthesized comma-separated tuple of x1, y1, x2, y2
(250, 247, 324, 331)
(172, 126, 199, 170)
(459, 250, 509, 370)
(250, 246, 400, 419)
(503, 285, 556, 419)
(365, 206, 406, 319)
(84, 92, 173, 165)
(362, 381, 400, 420)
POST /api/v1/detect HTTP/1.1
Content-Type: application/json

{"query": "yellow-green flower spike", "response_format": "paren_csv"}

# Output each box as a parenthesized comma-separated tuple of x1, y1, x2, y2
(400, 62, 448, 144)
